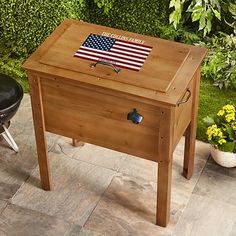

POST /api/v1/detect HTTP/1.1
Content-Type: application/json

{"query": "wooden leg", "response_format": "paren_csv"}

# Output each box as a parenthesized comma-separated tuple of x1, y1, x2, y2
(183, 68, 201, 180)
(156, 160, 172, 227)
(29, 75, 51, 191)
(156, 107, 175, 227)
(72, 138, 84, 147)
(183, 122, 195, 179)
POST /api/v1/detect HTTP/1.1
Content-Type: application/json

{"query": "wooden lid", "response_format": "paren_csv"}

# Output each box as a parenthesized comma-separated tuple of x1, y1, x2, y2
(38, 22, 190, 93)
(23, 19, 207, 105)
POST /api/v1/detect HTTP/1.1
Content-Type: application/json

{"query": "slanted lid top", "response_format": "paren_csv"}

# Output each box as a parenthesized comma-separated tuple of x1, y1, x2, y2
(22, 20, 207, 105)
(39, 22, 190, 93)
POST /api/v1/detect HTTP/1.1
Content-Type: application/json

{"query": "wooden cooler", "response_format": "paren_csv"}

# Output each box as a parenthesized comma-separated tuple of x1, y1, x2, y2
(22, 19, 207, 227)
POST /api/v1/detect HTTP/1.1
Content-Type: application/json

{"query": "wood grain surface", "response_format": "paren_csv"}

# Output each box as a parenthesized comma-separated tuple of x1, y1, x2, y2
(41, 77, 161, 162)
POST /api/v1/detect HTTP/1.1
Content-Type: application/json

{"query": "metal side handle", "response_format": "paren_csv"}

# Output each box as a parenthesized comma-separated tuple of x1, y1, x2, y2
(90, 61, 121, 74)
(177, 89, 191, 106)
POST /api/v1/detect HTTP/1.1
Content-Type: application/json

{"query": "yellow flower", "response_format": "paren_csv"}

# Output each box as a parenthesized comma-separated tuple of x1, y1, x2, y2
(206, 126, 213, 140)
(222, 104, 235, 113)
(218, 130, 224, 138)
(225, 112, 235, 122)
(232, 122, 236, 130)
(206, 105, 236, 146)
(218, 139, 227, 145)
(217, 109, 225, 116)
(206, 124, 224, 140)
(211, 124, 218, 130)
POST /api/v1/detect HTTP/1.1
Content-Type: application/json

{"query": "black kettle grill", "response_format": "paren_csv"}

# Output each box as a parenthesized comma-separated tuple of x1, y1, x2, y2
(0, 73, 24, 152)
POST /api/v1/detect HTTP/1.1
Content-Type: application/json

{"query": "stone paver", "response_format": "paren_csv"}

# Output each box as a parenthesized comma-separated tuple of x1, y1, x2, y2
(83, 174, 173, 236)
(173, 194, 236, 236)
(0, 204, 81, 236)
(66, 142, 127, 172)
(11, 153, 116, 226)
(0, 201, 7, 215)
(193, 159, 236, 206)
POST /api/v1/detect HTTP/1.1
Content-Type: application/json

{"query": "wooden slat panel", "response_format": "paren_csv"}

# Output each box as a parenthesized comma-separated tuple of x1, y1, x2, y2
(41, 78, 160, 162)
(173, 79, 194, 150)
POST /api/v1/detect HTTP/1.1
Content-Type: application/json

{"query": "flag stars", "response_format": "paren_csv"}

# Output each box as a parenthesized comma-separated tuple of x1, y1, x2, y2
(82, 34, 115, 51)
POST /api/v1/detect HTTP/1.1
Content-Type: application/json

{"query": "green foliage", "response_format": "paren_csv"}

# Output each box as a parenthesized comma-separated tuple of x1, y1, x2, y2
(188, 0, 221, 36)
(169, 0, 222, 36)
(157, 23, 200, 44)
(169, 0, 184, 29)
(227, 2, 236, 34)
(79, 0, 115, 13)
(0, 0, 86, 91)
(201, 34, 236, 89)
(86, 0, 169, 37)
(197, 79, 236, 142)
(93, 0, 115, 13)
(0, 0, 85, 57)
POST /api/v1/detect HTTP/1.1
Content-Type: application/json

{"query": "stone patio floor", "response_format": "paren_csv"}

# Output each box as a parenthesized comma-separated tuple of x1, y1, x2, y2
(0, 94, 236, 236)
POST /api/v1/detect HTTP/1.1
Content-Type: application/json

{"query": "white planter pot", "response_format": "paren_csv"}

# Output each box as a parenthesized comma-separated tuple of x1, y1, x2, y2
(210, 145, 236, 168)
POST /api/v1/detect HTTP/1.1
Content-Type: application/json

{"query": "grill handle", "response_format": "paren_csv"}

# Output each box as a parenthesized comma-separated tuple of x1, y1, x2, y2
(90, 61, 121, 74)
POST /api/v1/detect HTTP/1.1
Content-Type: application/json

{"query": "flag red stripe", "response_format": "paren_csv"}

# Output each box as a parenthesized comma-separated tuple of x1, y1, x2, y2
(80, 46, 148, 61)
(78, 47, 147, 60)
(115, 41, 152, 52)
(74, 54, 141, 69)
(75, 51, 143, 67)
(77, 48, 145, 64)
(108, 48, 148, 58)
(74, 55, 139, 71)
(111, 46, 149, 56)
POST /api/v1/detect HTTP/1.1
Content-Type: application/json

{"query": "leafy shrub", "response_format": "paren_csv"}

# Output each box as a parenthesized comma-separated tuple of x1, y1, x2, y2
(79, 0, 116, 14)
(200, 34, 236, 90)
(92, 0, 116, 13)
(86, 0, 200, 45)
(0, 0, 85, 57)
(86, 0, 170, 37)
(169, 0, 236, 36)
(157, 23, 200, 43)
(221, 1, 236, 35)
(0, 0, 87, 91)
(169, 0, 221, 36)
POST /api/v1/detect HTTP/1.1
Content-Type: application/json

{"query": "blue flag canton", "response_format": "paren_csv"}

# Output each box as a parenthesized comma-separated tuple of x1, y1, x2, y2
(82, 34, 116, 51)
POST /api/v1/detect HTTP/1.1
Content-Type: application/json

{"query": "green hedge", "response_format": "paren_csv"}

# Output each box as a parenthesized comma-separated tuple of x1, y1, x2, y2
(0, 0, 87, 91)
(0, 0, 85, 57)
(86, 0, 170, 37)
(0, 56, 28, 92)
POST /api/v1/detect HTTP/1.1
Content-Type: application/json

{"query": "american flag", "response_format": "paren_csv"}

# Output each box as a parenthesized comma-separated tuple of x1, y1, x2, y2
(74, 34, 152, 71)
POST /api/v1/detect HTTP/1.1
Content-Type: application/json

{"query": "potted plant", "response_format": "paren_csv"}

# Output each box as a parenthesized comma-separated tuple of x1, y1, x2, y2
(204, 104, 236, 167)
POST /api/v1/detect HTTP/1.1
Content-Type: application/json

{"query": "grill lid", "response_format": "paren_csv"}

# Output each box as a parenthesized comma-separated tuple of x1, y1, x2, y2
(0, 73, 23, 111)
